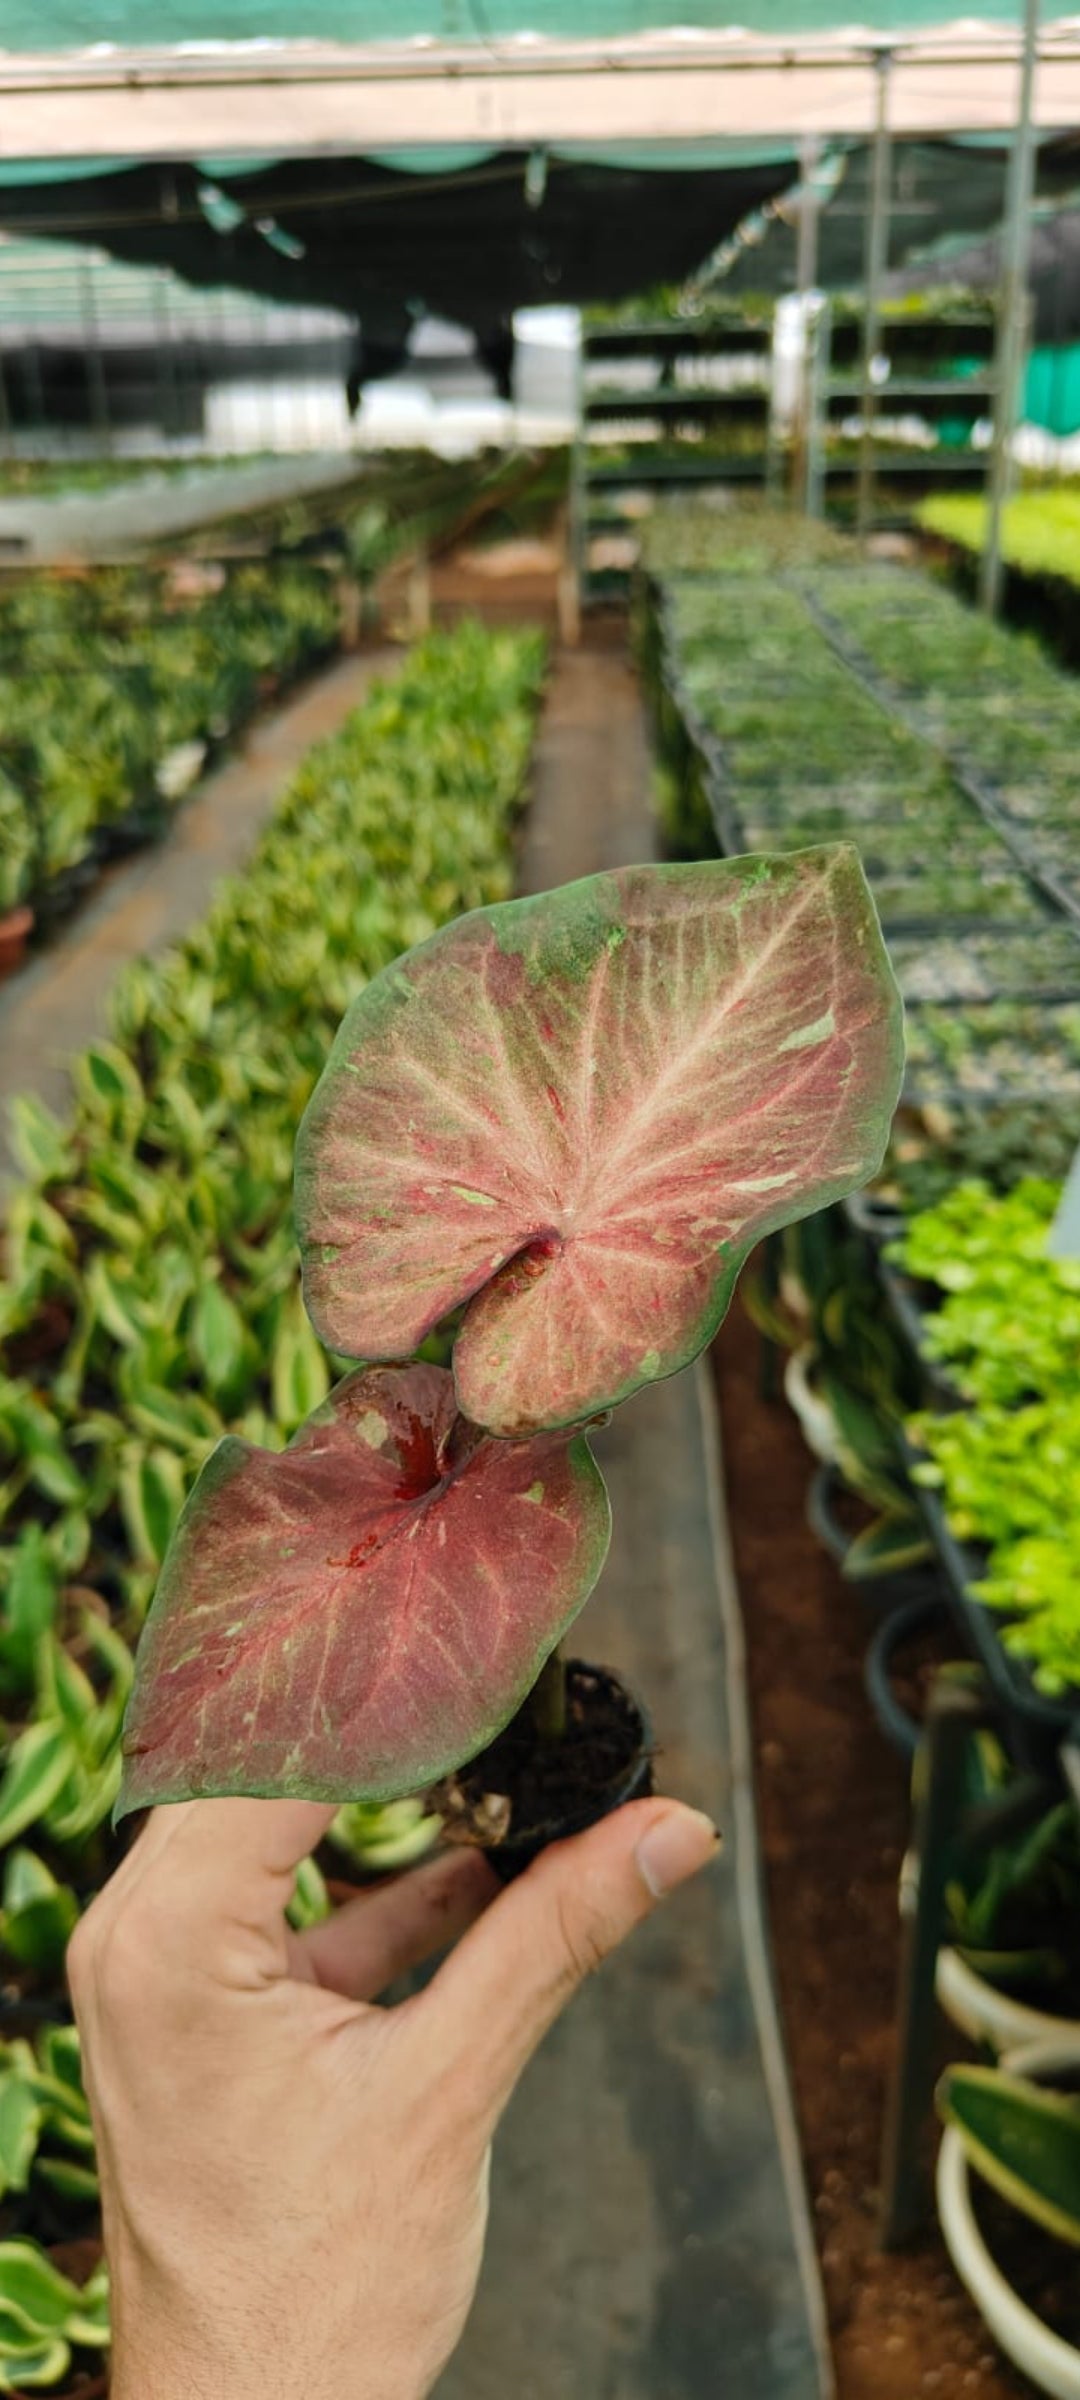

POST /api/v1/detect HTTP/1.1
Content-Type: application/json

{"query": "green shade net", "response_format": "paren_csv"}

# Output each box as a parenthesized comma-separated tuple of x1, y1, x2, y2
(0, 0, 1038, 45)
(0, 149, 796, 368)
(706, 139, 1080, 302)
(890, 190, 1080, 344)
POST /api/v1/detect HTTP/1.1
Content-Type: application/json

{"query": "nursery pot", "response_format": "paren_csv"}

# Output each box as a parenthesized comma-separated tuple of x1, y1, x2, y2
(0, 903, 33, 980)
(936, 1949, 1080, 2056)
(938, 2037, 1080, 2400)
(455, 1659, 654, 1884)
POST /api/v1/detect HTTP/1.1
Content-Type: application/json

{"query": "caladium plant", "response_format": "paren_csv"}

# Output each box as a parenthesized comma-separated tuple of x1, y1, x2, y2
(120, 1363, 610, 1810)
(119, 843, 902, 1817)
(296, 847, 903, 1436)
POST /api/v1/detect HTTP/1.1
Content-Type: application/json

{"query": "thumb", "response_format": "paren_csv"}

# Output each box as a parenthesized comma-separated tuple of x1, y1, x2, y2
(420, 1798, 719, 2128)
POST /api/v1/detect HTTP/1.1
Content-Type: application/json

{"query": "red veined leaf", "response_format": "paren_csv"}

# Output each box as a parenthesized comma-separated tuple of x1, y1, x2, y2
(117, 1364, 610, 1814)
(296, 847, 904, 1436)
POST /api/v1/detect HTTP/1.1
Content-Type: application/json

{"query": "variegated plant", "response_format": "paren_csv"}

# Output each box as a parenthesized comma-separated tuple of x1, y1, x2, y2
(120, 845, 903, 1815)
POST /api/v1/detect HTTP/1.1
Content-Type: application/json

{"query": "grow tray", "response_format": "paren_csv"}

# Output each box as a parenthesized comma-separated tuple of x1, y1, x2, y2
(901, 1435, 1080, 1768)
(873, 1255, 964, 1415)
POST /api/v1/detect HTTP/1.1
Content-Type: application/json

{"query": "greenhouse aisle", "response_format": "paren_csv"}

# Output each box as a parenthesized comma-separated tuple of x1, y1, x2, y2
(436, 645, 832, 2400)
(0, 646, 395, 1182)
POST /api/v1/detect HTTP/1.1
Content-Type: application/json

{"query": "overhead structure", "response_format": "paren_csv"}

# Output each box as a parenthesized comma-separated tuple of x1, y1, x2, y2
(699, 137, 1080, 301)
(980, 0, 1042, 613)
(0, 1, 1073, 613)
(1, 19, 1080, 155)
(0, 148, 798, 384)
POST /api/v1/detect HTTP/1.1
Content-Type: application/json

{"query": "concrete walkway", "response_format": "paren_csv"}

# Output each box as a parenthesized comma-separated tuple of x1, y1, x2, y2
(0, 647, 394, 1181)
(0, 453, 366, 563)
(436, 646, 833, 2400)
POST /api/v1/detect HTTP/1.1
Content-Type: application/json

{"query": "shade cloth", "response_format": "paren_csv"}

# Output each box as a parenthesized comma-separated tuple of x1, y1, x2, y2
(0, 149, 796, 370)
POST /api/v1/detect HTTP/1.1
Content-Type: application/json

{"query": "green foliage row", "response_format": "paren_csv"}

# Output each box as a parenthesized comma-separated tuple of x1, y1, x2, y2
(895, 1179, 1080, 1696)
(894, 1179, 1079, 1410)
(640, 498, 847, 578)
(0, 561, 341, 915)
(920, 487, 1080, 591)
(0, 617, 545, 2380)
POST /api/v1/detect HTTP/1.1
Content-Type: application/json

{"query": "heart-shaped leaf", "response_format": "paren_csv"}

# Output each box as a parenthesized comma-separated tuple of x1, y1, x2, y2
(118, 1364, 610, 1815)
(297, 848, 903, 1435)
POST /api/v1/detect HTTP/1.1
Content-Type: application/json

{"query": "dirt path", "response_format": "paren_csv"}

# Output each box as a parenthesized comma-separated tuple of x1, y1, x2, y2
(713, 1301, 1035, 2400)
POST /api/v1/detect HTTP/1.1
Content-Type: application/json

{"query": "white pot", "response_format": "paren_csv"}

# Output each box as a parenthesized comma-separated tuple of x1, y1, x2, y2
(937, 1947, 1080, 2055)
(937, 2037, 1080, 2400)
(783, 1346, 836, 1466)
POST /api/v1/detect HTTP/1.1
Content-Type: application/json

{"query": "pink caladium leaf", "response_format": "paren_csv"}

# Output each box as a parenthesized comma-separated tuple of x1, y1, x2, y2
(117, 1363, 610, 1815)
(297, 847, 903, 1437)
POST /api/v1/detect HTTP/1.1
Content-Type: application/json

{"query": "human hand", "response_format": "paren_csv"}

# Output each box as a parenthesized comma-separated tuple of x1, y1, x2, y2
(69, 1792, 718, 2400)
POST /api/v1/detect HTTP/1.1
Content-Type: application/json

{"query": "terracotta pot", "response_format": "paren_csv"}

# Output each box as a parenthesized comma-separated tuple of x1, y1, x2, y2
(0, 903, 34, 981)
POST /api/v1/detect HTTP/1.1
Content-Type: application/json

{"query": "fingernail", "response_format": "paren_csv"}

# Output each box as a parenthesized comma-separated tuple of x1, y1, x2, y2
(635, 1807, 722, 1899)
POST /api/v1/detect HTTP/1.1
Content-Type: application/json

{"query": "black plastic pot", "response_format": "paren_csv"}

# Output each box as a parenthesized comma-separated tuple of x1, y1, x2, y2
(481, 1660, 654, 1884)
(864, 1584, 951, 1759)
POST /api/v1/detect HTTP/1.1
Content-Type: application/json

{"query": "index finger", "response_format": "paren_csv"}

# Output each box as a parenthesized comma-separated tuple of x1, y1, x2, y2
(104, 1796, 337, 1957)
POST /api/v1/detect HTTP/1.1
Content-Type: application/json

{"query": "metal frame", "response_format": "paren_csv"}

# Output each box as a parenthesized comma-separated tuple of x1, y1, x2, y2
(856, 50, 893, 538)
(980, 0, 1041, 616)
(1, 28, 1080, 154)
(803, 296, 830, 522)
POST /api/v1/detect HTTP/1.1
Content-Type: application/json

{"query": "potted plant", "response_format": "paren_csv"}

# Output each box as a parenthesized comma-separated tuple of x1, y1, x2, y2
(936, 1729, 1080, 2053)
(117, 846, 903, 1859)
(937, 2041, 1080, 2400)
(0, 774, 35, 980)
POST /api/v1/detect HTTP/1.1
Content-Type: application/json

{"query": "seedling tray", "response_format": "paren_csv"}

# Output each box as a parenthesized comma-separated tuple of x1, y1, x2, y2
(788, 574, 1080, 939)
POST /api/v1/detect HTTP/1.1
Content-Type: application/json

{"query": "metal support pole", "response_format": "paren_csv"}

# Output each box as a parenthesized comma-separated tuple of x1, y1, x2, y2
(153, 275, 181, 448)
(0, 340, 13, 459)
(793, 133, 822, 512)
(24, 327, 46, 447)
(878, 1675, 988, 2248)
(567, 317, 586, 632)
(805, 297, 830, 523)
(856, 50, 893, 539)
(980, 0, 1040, 617)
(80, 259, 112, 457)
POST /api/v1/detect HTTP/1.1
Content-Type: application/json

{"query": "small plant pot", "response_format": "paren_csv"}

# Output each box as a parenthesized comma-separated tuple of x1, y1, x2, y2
(0, 903, 34, 979)
(446, 1660, 654, 1883)
(937, 2037, 1080, 2400)
(936, 1948, 1080, 2056)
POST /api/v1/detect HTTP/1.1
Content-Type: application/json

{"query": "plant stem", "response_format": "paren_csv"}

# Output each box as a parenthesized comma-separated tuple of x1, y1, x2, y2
(529, 1647, 567, 1744)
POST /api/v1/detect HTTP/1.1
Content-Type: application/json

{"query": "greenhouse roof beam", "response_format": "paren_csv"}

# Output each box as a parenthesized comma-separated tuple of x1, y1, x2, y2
(2, 28, 1080, 156)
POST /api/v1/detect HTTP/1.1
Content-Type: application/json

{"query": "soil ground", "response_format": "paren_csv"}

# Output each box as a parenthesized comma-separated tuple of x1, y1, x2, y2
(713, 1298, 1039, 2400)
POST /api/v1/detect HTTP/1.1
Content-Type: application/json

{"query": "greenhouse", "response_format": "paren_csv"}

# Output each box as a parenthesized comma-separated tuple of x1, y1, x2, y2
(3, 4, 1080, 2398)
